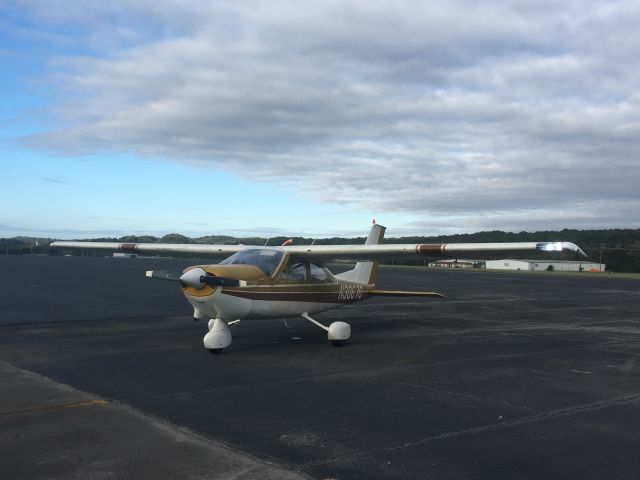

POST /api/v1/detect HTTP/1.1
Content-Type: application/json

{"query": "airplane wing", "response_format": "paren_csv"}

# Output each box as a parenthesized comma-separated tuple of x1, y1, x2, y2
(284, 241, 587, 262)
(50, 241, 245, 257)
(51, 239, 586, 261)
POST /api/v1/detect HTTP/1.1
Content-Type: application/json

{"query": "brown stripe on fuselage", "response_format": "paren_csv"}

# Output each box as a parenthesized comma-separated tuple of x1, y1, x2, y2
(221, 289, 370, 304)
(417, 244, 445, 256)
(119, 243, 139, 252)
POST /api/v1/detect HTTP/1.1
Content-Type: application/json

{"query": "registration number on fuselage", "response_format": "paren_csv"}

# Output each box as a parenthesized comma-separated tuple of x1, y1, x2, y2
(338, 283, 364, 301)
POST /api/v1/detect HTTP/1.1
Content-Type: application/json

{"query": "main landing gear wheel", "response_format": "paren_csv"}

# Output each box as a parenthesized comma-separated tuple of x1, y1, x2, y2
(204, 318, 232, 353)
(301, 313, 351, 347)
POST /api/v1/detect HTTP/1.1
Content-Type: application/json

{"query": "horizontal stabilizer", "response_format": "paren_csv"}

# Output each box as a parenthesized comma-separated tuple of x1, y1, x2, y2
(368, 289, 445, 298)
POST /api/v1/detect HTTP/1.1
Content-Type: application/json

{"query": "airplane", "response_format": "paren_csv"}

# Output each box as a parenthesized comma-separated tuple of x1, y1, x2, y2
(51, 222, 586, 353)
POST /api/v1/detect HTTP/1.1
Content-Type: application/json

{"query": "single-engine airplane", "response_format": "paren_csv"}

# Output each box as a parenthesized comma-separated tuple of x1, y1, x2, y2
(51, 222, 586, 353)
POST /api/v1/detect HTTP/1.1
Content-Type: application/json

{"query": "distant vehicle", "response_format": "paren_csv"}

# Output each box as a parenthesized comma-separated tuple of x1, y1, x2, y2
(51, 222, 585, 353)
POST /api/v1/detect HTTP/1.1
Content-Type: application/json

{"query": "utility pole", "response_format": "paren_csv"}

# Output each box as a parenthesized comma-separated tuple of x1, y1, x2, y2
(599, 248, 603, 272)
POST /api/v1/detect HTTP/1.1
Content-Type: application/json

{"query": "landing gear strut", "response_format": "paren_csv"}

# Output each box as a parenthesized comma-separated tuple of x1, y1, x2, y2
(301, 313, 351, 347)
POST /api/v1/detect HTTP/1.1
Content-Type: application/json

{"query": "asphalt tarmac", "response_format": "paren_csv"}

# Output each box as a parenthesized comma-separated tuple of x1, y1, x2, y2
(1, 255, 640, 479)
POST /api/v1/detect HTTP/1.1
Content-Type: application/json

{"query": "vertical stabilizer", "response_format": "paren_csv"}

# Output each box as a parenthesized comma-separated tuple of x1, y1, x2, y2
(336, 223, 386, 285)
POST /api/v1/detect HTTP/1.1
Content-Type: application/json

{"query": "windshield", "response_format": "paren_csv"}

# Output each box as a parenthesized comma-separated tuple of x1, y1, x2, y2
(219, 249, 284, 276)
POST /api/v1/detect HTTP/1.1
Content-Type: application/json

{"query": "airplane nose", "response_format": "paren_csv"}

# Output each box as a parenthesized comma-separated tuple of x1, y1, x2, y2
(179, 267, 207, 289)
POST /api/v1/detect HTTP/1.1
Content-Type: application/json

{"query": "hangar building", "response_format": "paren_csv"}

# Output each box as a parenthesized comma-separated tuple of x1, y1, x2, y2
(485, 259, 605, 272)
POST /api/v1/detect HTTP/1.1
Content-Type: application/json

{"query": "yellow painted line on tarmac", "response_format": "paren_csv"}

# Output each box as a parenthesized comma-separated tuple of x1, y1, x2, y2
(0, 399, 108, 416)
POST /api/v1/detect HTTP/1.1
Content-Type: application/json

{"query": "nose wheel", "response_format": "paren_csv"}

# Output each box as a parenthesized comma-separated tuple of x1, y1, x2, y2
(203, 318, 232, 352)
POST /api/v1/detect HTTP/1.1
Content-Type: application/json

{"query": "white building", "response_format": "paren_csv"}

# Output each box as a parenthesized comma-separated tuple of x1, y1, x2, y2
(485, 259, 605, 272)
(428, 259, 478, 269)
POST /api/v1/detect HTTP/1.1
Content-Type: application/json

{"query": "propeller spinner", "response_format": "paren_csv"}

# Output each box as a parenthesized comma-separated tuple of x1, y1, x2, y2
(179, 267, 207, 289)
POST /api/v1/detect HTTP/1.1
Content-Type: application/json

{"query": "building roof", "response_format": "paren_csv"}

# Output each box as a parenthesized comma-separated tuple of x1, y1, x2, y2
(487, 259, 600, 264)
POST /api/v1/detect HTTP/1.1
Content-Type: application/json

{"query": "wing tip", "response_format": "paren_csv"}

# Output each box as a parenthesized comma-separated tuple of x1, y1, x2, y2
(537, 241, 588, 257)
(565, 242, 588, 257)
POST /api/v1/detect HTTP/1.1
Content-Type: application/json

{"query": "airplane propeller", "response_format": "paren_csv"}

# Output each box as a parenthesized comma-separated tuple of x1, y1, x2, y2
(145, 268, 240, 289)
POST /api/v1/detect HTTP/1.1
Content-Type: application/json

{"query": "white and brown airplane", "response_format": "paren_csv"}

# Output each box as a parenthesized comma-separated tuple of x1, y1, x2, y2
(51, 222, 586, 353)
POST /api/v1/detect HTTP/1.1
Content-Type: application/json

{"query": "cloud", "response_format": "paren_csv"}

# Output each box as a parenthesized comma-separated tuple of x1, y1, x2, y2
(41, 176, 69, 184)
(15, 0, 640, 231)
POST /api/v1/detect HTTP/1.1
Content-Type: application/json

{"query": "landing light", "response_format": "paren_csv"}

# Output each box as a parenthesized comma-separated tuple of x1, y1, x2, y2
(541, 242, 563, 252)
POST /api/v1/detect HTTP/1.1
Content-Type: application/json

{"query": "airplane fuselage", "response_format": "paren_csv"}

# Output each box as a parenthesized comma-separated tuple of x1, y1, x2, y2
(184, 276, 371, 321)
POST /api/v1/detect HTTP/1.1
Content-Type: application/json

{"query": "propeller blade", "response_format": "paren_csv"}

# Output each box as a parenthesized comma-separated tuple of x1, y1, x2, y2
(145, 270, 181, 281)
(200, 275, 240, 287)
(179, 267, 241, 289)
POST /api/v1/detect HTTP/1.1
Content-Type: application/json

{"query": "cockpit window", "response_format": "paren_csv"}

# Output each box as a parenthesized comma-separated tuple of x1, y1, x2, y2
(309, 263, 330, 281)
(284, 261, 306, 281)
(219, 249, 283, 276)
(281, 256, 334, 283)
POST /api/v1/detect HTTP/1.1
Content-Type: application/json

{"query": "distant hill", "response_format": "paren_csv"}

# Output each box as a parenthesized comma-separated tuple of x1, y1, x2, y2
(2, 228, 639, 272)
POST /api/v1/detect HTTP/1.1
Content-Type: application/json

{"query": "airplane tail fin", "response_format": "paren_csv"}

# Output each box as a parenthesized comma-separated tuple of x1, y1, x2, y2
(335, 222, 386, 285)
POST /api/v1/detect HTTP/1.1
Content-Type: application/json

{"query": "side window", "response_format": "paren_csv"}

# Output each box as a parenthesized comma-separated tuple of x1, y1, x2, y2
(279, 258, 333, 283)
(283, 260, 306, 281)
(309, 263, 328, 282)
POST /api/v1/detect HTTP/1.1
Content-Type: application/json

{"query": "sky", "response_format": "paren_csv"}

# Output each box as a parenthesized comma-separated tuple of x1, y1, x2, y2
(1, 0, 639, 239)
